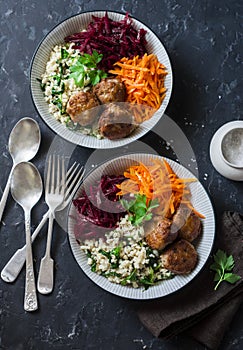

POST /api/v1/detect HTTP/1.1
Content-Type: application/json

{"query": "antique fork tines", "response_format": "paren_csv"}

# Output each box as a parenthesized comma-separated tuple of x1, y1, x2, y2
(37, 154, 66, 294)
(46, 154, 65, 217)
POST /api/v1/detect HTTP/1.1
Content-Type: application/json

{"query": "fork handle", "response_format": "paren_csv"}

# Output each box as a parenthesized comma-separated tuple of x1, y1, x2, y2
(37, 213, 55, 294)
(37, 256, 54, 295)
(1, 211, 50, 283)
(0, 168, 12, 223)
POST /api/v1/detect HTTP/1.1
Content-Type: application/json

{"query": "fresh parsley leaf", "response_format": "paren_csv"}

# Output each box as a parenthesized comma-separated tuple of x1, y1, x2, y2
(210, 262, 220, 272)
(210, 249, 241, 290)
(213, 271, 221, 282)
(89, 69, 107, 85)
(69, 51, 107, 87)
(92, 50, 103, 64)
(70, 64, 85, 87)
(224, 254, 235, 270)
(224, 273, 241, 284)
(120, 194, 159, 226)
(78, 50, 103, 67)
(214, 249, 227, 267)
(120, 197, 136, 211)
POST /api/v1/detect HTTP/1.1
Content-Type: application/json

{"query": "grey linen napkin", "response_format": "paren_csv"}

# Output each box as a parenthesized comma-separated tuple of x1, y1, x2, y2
(136, 211, 243, 349)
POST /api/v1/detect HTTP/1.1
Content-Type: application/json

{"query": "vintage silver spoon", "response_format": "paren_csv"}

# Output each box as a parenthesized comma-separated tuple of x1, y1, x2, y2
(0, 117, 41, 223)
(10, 162, 43, 312)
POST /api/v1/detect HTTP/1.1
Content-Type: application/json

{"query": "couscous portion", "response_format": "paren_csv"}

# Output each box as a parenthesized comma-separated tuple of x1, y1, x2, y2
(79, 215, 172, 289)
(40, 43, 99, 135)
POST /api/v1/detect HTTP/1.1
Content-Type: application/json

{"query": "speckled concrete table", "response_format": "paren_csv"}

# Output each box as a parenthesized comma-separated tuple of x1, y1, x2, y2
(0, 1, 242, 349)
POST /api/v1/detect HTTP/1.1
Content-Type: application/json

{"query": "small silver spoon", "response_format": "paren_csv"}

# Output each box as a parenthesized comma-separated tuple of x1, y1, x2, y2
(10, 162, 43, 312)
(0, 117, 41, 223)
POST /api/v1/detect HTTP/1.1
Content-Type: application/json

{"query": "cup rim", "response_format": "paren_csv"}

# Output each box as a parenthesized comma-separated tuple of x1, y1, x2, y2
(220, 127, 243, 169)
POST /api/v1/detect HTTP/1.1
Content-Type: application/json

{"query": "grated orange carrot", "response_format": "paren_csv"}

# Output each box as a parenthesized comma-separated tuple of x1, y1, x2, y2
(116, 158, 204, 219)
(109, 54, 167, 123)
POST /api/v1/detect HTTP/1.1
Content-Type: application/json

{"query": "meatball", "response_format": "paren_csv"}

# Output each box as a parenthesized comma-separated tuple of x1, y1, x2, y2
(160, 239, 198, 274)
(145, 216, 177, 251)
(178, 212, 202, 242)
(66, 91, 100, 126)
(98, 103, 137, 140)
(93, 77, 126, 104)
(170, 205, 191, 232)
(171, 205, 202, 242)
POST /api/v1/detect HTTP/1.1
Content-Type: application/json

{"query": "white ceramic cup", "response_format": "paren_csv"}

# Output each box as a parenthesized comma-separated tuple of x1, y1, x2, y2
(220, 127, 243, 169)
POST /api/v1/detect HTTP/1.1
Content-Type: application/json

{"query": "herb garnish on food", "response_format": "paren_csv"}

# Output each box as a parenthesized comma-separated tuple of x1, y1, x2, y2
(70, 50, 107, 87)
(99, 246, 121, 269)
(120, 194, 159, 226)
(87, 250, 97, 272)
(61, 47, 69, 59)
(210, 249, 241, 290)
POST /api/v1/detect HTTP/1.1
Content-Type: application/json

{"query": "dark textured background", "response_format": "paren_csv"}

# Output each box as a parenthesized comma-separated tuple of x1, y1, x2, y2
(0, 1, 242, 349)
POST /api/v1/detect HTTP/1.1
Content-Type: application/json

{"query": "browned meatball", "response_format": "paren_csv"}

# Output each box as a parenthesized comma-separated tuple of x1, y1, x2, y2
(170, 205, 191, 232)
(145, 216, 178, 251)
(93, 77, 126, 104)
(66, 91, 100, 126)
(178, 212, 202, 242)
(160, 239, 198, 274)
(98, 103, 137, 140)
(171, 205, 202, 242)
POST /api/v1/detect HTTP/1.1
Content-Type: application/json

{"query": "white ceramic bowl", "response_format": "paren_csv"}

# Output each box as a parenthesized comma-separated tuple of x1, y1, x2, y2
(30, 11, 173, 149)
(68, 153, 215, 299)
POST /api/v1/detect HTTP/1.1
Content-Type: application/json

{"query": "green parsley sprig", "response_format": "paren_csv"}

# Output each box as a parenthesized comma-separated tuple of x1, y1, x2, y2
(69, 50, 107, 87)
(210, 249, 241, 290)
(120, 194, 159, 226)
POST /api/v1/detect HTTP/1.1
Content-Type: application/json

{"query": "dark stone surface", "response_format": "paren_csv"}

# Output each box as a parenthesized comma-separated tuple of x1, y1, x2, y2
(0, 1, 242, 349)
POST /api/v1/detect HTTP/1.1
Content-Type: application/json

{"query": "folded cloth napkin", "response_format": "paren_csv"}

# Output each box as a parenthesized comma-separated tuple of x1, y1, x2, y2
(136, 211, 243, 349)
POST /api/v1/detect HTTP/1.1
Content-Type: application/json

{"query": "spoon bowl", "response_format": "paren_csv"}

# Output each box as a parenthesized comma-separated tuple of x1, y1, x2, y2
(10, 162, 43, 312)
(9, 118, 41, 165)
(11, 162, 43, 210)
(0, 117, 41, 223)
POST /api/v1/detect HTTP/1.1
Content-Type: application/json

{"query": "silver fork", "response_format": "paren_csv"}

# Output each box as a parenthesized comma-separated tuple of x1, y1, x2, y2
(1, 162, 84, 284)
(37, 154, 66, 294)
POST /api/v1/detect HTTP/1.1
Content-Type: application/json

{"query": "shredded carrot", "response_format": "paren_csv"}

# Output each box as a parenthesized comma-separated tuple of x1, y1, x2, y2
(181, 201, 206, 219)
(109, 54, 167, 123)
(116, 158, 204, 219)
